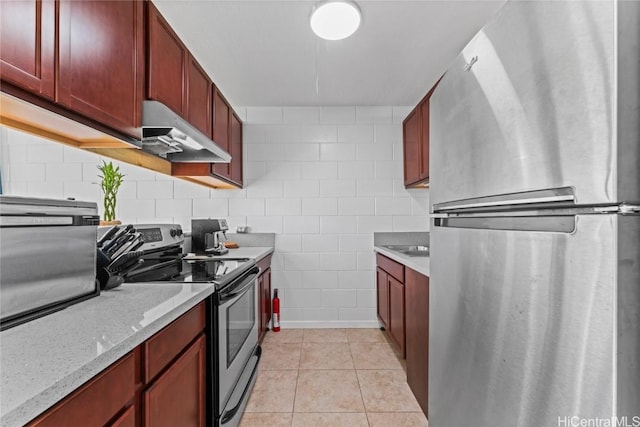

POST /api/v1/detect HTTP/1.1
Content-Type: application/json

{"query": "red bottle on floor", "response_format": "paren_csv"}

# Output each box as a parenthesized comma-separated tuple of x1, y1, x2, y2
(272, 289, 280, 332)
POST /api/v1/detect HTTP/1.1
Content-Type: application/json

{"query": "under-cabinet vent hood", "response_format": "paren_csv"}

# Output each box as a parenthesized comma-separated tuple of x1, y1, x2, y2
(141, 100, 231, 163)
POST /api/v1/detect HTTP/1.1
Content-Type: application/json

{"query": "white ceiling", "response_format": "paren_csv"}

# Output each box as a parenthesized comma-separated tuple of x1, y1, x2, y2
(153, 0, 506, 108)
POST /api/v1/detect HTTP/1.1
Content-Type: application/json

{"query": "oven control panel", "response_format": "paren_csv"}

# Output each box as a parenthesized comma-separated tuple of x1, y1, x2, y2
(134, 223, 184, 252)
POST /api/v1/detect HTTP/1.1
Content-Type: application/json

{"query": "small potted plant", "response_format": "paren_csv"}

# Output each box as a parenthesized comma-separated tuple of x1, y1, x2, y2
(97, 160, 124, 226)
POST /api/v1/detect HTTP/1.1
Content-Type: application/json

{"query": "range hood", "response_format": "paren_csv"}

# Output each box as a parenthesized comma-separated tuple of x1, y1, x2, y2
(141, 100, 231, 163)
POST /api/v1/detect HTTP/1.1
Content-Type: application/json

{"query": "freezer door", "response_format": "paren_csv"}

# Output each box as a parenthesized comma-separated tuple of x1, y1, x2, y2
(429, 1, 636, 206)
(430, 214, 624, 427)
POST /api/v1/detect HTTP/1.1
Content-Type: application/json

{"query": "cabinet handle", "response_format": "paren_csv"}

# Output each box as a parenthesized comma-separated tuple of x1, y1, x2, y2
(464, 56, 478, 72)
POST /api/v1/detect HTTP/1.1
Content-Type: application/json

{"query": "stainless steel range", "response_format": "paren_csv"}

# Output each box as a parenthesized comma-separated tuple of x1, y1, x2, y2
(122, 223, 261, 427)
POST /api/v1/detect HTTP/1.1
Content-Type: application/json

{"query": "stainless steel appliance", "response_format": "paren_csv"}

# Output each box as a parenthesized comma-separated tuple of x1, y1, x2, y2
(192, 218, 230, 255)
(0, 196, 100, 329)
(121, 222, 261, 427)
(142, 100, 232, 163)
(429, 1, 639, 426)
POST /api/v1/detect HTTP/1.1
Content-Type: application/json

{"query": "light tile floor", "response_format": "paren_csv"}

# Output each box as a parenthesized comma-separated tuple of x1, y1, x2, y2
(239, 328, 428, 427)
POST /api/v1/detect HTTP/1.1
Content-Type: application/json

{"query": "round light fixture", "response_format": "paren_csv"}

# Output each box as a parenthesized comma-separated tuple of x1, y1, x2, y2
(310, 0, 361, 41)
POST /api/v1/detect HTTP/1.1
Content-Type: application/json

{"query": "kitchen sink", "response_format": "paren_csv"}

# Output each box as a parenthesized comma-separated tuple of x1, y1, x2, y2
(381, 245, 429, 257)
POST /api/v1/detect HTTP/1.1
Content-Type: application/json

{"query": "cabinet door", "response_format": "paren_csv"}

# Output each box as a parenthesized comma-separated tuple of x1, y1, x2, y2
(109, 405, 135, 427)
(263, 268, 271, 334)
(144, 335, 206, 427)
(405, 268, 429, 417)
(212, 88, 230, 179)
(187, 57, 212, 137)
(388, 276, 405, 358)
(229, 111, 243, 186)
(57, 0, 144, 138)
(376, 267, 389, 328)
(28, 353, 135, 427)
(0, 0, 55, 100)
(419, 99, 430, 181)
(148, 2, 187, 118)
(403, 108, 421, 186)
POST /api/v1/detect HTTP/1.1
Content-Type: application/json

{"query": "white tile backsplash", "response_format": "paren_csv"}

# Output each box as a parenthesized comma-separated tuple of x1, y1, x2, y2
(1, 106, 428, 327)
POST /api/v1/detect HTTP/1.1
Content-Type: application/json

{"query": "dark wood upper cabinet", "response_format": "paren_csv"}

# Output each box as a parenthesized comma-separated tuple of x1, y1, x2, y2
(405, 268, 429, 417)
(57, 0, 144, 139)
(147, 1, 187, 118)
(187, 57, 212, 137)
(403, 81, 439, 188)
(0, 0, 55, 100)
(403, 108, 421, 186)
(229, 111, 243, 186)
(212, 88, 231, 179)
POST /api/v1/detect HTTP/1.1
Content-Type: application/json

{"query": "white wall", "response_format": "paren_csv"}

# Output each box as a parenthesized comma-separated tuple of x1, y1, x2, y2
(0, 106, 429, 327)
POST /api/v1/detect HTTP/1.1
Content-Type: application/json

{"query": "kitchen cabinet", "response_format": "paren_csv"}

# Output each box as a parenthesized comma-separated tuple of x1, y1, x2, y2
(25, 302, 207, 427)
(212, 88, 231, 179)
(148, 2, 213, 139)
(187, 57, 212, 137)
(147, 1, 187, 119)
(27, 352, 136, 427)
(376, 254, 406, 358)
(403, 82, 438, 188)
(229, 111, 244, 186)
(405, 267, 429, 417)
(1, 0, 144, 139)
(144, 335, 206, 427)
(257, 255, 273, 342)
(376, 268, 390, 329)
(0, 0, 55, 100)
(57, 0, 144, 139)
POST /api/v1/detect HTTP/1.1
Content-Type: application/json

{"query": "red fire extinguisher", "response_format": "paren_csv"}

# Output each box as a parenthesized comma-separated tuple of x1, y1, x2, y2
(272, 289, 281, 332)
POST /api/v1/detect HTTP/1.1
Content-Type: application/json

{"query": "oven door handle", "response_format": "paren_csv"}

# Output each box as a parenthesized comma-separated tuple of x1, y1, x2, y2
(218, 267, 259, 304)
(221, 345, 262, 425)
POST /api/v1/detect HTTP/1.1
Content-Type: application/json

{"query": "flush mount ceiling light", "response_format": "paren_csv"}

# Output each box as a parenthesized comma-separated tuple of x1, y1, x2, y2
(310, 0, 362, 41)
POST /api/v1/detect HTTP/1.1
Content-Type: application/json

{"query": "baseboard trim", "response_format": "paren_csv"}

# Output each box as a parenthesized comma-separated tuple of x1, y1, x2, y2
(279, 320, 380, 329)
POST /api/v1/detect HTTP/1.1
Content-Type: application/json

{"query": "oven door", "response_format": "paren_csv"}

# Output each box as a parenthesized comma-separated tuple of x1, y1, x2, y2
(217, 267, 259, 412)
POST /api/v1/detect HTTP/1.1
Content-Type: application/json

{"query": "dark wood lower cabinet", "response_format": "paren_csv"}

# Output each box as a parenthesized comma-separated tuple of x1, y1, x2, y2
(144, 334, 206, 427)
(388, 275, 406, 358)
(405, 268, 429, 417)
(376, 267, 389, 329)
(257, 255, 273, 342)
(26, 302, 207, 427)
(27, 353, 135, 427)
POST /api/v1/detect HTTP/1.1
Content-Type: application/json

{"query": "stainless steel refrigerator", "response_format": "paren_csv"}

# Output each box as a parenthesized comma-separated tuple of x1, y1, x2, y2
(429, 1, 639, 426)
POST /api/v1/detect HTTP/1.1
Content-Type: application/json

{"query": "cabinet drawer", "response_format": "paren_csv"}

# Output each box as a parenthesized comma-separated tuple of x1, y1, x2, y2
(28, 353, 135, 427)
(376, 253, 404, 283)
(144, 302, 206, 383)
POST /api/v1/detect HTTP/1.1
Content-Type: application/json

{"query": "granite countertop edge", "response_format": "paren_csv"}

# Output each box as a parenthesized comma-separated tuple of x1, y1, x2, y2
(374, 245, 430, 277)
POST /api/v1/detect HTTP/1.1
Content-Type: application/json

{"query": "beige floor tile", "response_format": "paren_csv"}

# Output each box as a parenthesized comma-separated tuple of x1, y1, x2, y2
(299, 342, 354, 370)
(294, 370, 365, 413)
(263, 329, 303, 344)
(303, 328, 348, 343)
(245, 370, 298, 413)
(239, 412, 293, 427)
(346, 328, 386, 343)
(292, 412, 369, 427)
(357, 370, 422, 412)
(367, 412, 429, 427)
(350, 342, 402, 369)
(260, 342, 301, 370)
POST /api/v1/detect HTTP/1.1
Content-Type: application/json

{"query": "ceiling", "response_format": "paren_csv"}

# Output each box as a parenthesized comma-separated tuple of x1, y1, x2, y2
(153, 0, 506, 108)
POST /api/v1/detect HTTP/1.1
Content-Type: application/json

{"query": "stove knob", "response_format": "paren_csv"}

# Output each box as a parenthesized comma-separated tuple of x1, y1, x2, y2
(170, 228, 178, 237)
(177, 228, 183, 236)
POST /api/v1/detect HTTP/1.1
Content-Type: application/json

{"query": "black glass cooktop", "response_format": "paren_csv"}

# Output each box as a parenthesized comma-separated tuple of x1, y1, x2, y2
(170, 256, 256, 289)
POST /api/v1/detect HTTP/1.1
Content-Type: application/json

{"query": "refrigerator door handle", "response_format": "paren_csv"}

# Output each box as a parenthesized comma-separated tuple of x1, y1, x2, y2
(433, 187, 575, 213)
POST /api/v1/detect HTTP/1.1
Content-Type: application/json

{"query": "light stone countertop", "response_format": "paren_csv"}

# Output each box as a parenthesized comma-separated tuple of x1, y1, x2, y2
(0, 245, 274, 427)
(374, 246, 430, 277)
